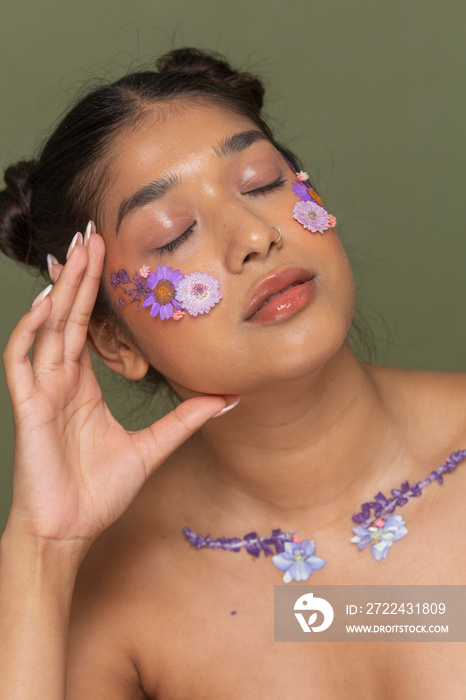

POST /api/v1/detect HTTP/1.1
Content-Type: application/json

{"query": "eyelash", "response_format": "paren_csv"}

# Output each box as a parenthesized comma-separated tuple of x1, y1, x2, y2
(156, 224, 195, 255)
(245, 175, 287, 197)
(155, 176, 287, 255)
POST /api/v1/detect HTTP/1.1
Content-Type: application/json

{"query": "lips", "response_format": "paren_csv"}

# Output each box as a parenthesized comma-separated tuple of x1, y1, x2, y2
(244, 267, 314, 321)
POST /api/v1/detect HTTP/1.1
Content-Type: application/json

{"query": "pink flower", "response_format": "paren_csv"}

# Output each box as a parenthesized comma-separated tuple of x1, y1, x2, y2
(296, 171, 309, 182)
(173, 310, 185, 320)
(139, 265, 151, 278)
(175, 272, 222, 316)
(327, 215, 337, 228)
(293, 200, 331, 233)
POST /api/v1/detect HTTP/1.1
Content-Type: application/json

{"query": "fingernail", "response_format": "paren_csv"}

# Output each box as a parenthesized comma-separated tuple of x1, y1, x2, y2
(31, 283, 53, 308)
(66, 232, 83, 259)
(213, 397, 241, 418)
(46, 253, 59, 279)
(84, 220, 95, 246)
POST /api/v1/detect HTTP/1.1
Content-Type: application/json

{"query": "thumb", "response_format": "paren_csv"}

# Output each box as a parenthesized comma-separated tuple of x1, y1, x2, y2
(132, 394, 240, 477)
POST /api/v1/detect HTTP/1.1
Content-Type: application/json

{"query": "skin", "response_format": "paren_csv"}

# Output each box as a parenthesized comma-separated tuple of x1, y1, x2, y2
(2, 100, 466, 699)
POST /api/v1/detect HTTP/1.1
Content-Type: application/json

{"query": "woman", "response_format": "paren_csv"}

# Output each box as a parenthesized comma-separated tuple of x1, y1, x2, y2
(1, 48, 465, 699)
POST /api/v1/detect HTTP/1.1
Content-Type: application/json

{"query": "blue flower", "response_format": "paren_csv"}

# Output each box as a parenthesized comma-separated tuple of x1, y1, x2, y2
(272, 540, 326, 583)
(351, 515, 408, 562)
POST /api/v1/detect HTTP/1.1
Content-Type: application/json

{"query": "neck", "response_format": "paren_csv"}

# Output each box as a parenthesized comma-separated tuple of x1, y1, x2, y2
(177, 343, 402, 530)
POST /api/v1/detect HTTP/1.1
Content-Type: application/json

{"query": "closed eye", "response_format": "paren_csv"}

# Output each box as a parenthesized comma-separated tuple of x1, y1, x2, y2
(155, 176, 286, 255)
(245, 176, 287, 196)
(156, 223, 196, 255)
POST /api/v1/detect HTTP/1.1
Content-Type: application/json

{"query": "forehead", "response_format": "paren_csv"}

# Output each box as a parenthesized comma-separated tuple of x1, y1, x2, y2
(117, 100, 261, 170)
(102, 100, 267, 226)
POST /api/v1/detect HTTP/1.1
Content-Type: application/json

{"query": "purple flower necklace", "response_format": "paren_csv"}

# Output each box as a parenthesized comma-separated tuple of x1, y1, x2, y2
(184, 450, 466, 583)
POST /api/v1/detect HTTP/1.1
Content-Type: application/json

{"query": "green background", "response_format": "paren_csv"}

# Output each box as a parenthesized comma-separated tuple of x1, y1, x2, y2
(1, 0, 465, 530)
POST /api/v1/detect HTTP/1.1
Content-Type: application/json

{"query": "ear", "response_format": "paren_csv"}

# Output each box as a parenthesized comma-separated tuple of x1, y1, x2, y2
(87, 322, 149, 381)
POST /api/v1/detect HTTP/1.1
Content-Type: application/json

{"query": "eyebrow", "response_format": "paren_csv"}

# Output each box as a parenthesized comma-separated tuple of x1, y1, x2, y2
(116, 172, 180, 233)
(116, 129, 269, 233)
(214, 129, 269, 158)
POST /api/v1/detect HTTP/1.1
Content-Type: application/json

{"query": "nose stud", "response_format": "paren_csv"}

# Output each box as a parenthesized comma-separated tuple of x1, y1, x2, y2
(271, 226, 282, 244)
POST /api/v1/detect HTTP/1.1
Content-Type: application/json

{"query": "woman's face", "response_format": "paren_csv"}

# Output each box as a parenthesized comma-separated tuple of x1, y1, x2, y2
(101, 100, 355, 397)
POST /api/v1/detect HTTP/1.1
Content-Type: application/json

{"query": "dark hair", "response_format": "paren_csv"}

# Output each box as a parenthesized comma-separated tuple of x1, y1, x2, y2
(0, 47, 373, 389)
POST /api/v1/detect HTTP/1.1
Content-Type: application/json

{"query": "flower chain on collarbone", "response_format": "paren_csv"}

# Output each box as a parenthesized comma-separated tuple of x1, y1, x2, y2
(109, 265, 222, 320)
(352, 449, 466, 526)
(183, 450, 466, 581)
(350, 449, 466, 561)
(183, 526, 294, 557)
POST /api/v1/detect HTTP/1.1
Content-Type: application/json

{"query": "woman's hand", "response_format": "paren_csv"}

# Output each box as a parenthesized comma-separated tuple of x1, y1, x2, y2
(2, 229, 233, 548)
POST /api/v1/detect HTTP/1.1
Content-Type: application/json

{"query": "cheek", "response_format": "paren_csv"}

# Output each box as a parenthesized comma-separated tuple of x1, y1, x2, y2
(129, 311, 231, 392)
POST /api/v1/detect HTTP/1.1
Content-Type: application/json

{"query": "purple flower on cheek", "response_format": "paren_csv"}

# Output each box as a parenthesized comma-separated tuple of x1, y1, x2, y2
(118, 269, 130, 284)
(110, 264, 222, 320)
(292, 180, 312, 201)
(110, 273, 120, 288)
(175, 272, 222, 316)
(141, 265, 184, 319)
(293, 200, 331, 233)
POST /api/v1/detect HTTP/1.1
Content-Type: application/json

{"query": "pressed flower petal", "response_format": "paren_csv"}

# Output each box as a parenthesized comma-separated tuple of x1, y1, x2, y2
(384, 515, 404, 529)
(292, 181, 309, 198)
(392, 526, 408, 541)
(301, 540, 316, 557)
(306, 555, 326, 570)
(288, 560, 314, 582)
(118, 269, 130, 284)
(176, 272, 222, 316)
(283, 569, 293, 583)
(171, 270, 185, 285)
(139, 265, 151, 278)
(146, 272, 157, 290)
(150, 302, 161, 318)
(283, 541, 297, 555)
(293, 200, 330, 233)
(352, 525, 371, 537)
(371, 541, 390, 561)
(160, 303, 173, 320)
(272, 552, 294, 571)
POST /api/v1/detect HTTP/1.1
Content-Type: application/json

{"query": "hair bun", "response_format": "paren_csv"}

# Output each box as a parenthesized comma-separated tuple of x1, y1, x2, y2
(156, 47, 264, 111)
(0, 160, 35, 264)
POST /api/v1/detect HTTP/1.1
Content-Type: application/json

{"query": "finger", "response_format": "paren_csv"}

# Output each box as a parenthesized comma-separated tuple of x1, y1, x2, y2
(63, 233, 105, 362)
(47, 254, 63, 284)
(133, 395, 240, 477)
(32, 239, 89, 368)
(2, 294, 53, 405)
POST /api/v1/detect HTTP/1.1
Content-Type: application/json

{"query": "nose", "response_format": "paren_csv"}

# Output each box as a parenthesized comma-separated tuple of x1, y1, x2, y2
(222, 205, 283, 274)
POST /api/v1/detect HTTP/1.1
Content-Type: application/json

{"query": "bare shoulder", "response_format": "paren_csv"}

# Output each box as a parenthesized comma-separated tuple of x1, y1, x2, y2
(363, 361, 466, 396)
(67, 510, 152, 698)
(67, 454, 186, 698)
(363, 363, 466, 446)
